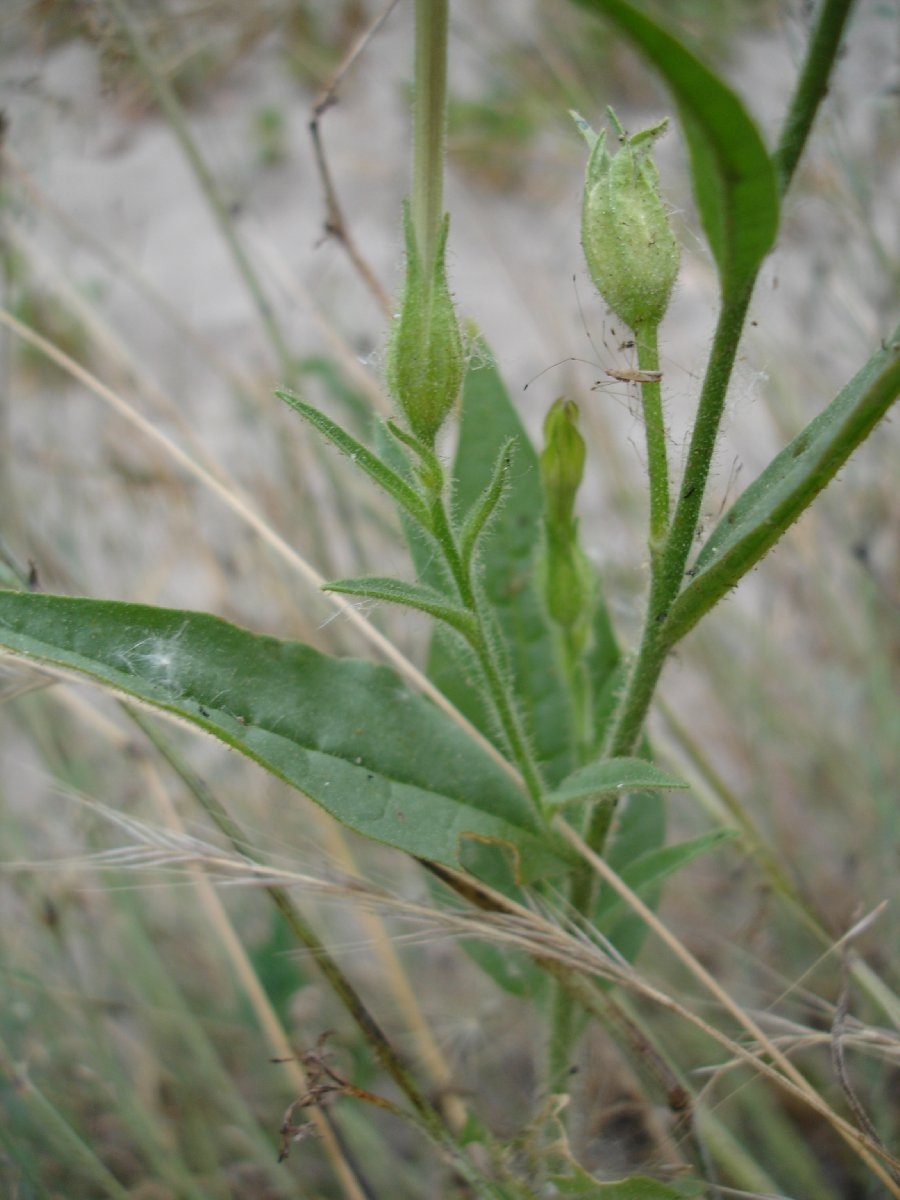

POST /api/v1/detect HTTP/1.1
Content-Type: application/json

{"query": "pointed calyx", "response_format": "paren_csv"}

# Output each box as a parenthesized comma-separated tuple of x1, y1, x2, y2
(575, 107, 679, 335)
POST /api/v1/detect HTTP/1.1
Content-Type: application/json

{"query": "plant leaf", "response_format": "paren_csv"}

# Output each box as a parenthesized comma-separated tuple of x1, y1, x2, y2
(665, 337, 900, 645)
(459, 436, 516, 574)
(0, 592, 569, 883)
(569, 0, 779, 299)
(277, 389, 432, 530)
(324, 576, 477, 640)
(597, 828, 738, 932)
(545, 757, 688, 811)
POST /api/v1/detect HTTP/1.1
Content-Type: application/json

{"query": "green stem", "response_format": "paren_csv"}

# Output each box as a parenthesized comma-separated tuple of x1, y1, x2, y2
(424, 471, 547, 812)
(634, 323, 669, 556)
(412, 0, 450, 269)
(585, 0, 856, 786)
(659, 286, 754, 612)
(565, 285, 754, 885)
(560, 626, 591, 764)
(468, 620, 547, 810)
(773, 0, 857, 197)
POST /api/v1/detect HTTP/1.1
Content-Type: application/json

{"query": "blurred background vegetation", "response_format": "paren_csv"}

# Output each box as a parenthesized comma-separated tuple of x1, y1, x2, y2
(1, 0, 898, 1195)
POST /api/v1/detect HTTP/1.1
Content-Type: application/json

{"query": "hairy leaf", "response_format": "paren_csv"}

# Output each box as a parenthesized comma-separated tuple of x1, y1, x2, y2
(665, 337, 900, 645)
(277, 389, 432, 530)
(324, 576, 477, 640)
(0, 592, 568, 883)
(546, 757, 688, 811)
(459, 437, 516, 574)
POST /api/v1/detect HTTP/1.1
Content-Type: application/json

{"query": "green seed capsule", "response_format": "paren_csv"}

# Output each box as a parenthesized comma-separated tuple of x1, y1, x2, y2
(575, 108, 679, 334)
(385, 200, 464, 447)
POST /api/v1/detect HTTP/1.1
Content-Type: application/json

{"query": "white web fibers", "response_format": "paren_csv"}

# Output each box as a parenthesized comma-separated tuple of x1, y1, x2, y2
(112, 620, 190, 700)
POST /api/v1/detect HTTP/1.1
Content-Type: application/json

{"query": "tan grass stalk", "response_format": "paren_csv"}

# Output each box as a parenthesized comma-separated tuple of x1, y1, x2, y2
(138, 758, 369, 1200)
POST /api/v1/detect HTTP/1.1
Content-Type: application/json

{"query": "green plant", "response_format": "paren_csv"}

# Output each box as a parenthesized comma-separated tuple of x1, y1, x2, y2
(2, 0, 899, 1195)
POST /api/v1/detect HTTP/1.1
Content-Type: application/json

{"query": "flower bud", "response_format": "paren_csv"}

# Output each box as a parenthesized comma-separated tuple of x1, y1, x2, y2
(575, 108, 679, 333)
(539, 398, 593, 635)
(385, 200, 464, 447)
(540, 397, 585, 542)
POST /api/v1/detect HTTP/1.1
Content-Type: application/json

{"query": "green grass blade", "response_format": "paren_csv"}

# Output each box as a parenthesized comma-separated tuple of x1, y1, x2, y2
(665, 337, 900, 645)
(0, 592, 568, 883)
(569, 0, 779, 300)
(552, 1163, 705, 1196)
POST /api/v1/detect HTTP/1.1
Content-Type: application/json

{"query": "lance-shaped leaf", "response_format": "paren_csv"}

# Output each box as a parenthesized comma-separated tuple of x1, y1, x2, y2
(0, 592, 569, 883)
(277, 389, 432, 531)
(459, 437, 515, 575)
(323, 576, 477, 641)
(569, 0, 779, 301)
(545, 757, 688, 812)
(596, 828, 738, 932)
(664, 338, 900, 646)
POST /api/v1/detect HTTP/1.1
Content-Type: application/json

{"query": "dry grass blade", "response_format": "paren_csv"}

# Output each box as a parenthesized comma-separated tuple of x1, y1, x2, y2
(137, 762, 371, 1200)
(832, 963, 900, 1183)
(15, 790, 900, 1185)
(553, 817, 900, 1192)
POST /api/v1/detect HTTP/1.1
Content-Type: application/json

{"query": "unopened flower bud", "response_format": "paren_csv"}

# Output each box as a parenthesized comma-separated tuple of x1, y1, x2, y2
(574, 108, 679, 333)
(385, 200, 464, 447)
(540, 398, 585, 542)
(539, 398, 593, 634)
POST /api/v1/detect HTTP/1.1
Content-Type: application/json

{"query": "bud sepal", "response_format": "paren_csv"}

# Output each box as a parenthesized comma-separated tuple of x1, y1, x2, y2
(575, 108, 679, 334)
(385, 199, 464, 447)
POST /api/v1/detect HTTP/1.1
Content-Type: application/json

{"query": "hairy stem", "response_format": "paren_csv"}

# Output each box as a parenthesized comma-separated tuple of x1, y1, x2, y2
(428, 477, 547, 811)
(773, 0, 857, 197)
(593, 284, 754, 782)
(634, 323, 669, 557)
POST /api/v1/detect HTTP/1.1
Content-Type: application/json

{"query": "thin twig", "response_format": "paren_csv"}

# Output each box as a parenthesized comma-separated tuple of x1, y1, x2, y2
(309, 0, 398, 318)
